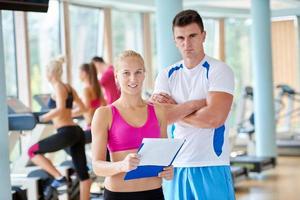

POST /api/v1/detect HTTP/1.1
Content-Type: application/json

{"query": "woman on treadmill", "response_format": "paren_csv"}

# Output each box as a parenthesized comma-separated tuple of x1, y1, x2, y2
(27, 57, 91, 200)
(79, 63, 106, 144)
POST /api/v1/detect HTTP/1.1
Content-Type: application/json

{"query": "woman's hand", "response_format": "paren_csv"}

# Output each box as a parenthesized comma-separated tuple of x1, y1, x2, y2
(38, 114, 46, 123)
(120, 153, 140, 172)
(158, 165, 174, 180)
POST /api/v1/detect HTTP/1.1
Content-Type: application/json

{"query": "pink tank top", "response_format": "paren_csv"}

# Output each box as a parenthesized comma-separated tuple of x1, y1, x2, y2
(107, 104, 161, 152)
(90, 98, 101, 109)
(99, 66, 120, 104)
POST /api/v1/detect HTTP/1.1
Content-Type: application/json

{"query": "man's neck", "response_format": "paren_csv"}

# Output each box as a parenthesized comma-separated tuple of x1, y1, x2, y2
(97, 63, 109, 74)
(184, 53, 205, 69)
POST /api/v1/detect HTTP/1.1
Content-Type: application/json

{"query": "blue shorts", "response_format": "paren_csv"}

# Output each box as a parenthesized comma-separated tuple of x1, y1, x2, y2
(163, 166, 235, 200)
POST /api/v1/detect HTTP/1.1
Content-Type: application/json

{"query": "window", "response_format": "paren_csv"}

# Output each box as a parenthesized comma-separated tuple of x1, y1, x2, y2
(69, 5, 103, 91)
(2, 10, 18, 97)
(27, 0, 60, 110)
(112, 10, 143, 58)
(225, 18, 251, 125)
(150, 13, 157, 79)
(203, 18, 218, 58)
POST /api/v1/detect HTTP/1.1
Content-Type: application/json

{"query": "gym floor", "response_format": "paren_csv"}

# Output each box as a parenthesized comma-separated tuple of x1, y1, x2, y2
(235, 156, 300, 200)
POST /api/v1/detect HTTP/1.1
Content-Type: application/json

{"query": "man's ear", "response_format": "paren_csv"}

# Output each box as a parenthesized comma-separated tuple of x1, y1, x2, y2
(202, 31, 206, 42)
(174, 36, 179, 48)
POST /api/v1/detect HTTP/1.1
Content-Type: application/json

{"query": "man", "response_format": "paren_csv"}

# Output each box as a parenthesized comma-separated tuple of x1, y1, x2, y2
(152, 10, 235, 200)
(92, 56, 120, 104)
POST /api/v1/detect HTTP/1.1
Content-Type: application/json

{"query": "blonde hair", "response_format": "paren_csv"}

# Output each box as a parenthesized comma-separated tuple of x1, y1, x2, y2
(46, 56, 65, 79)
(114, 50, 145, 72)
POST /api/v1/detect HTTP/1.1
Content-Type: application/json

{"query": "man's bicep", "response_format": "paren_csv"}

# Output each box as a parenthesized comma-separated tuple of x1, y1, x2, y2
(208, 65, 235, 95)
(207, 92, 233, 118)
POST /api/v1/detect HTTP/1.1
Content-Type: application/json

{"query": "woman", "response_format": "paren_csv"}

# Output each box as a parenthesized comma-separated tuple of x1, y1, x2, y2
(79, 63, 106, 144)
(91, 50, 173, 200)
(27, 57, 91, 200)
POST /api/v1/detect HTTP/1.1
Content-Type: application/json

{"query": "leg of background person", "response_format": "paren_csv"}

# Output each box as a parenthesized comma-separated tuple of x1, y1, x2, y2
(31, 154, 62, 178)
(69, 127, 91, 200)
(80, 179, 92, 200)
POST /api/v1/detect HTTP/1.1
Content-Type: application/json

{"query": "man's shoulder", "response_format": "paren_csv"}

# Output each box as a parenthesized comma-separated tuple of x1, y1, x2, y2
(204, 56, 233, 74)
(103, 65, 114, 76)
(163, 60, 184, 78)
(205, 55, 228, 68)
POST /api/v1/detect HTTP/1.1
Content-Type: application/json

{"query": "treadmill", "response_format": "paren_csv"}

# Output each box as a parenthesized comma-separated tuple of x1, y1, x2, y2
(231, 123, 276, 173)
(231, 86, 276, 173)
(33, 93, 51, 112)
(7, 97, 74, 200)
(276, 84, 300, 156)
(230, 166, 248, 186)
(7, 97, 41, 200)
(231, 156, 276, 173)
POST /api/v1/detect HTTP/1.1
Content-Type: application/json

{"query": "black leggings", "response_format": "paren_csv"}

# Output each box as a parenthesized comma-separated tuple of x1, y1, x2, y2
(28, 125, 89, 181)
(84, 129, 92, 144)
(103, 187, 164, 200)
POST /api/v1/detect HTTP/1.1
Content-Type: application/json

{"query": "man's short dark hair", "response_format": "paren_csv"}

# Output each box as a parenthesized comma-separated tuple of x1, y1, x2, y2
(92, 56, 105, 63)
(172, 10, 204, 32)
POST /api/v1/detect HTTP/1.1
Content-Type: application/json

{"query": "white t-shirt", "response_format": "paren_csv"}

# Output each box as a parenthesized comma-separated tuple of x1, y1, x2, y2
(154, 55, 234, 167)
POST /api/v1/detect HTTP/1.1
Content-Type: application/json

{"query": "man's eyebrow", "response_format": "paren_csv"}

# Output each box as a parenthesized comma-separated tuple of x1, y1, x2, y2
(189, 33, 198, 36)
(176, 35, 184, 39)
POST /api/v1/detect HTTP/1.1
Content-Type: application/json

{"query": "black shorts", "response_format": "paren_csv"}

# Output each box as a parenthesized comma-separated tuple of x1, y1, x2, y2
(103, 187, 164, 200)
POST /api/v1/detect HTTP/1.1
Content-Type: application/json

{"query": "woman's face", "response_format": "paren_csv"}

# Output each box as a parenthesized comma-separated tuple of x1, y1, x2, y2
(79, 69, 87, 82)
(116, 57, 145, 96)
(46, 68, 53, 81)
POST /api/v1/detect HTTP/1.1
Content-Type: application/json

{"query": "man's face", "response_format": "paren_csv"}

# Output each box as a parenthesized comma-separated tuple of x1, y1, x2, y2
(173, 23, 206, 60)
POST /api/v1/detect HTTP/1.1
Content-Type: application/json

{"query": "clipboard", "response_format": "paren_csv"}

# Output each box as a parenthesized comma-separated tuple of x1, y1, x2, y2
(124, 138, 185, 180)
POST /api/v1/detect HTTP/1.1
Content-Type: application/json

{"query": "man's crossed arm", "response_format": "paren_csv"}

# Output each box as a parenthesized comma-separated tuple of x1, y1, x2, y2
(151, 92, 233, 129)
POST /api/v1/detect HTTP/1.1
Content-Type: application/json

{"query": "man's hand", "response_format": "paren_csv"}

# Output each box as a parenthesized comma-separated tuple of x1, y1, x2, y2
(158, 165, 174, 180)
(151, 93, 177, 104)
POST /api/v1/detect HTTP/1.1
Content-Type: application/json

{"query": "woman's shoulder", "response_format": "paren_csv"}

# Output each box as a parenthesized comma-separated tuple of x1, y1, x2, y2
(93, 105, 113, 126)
(53, 82, 68, 95)
(95, 105, 112, 115)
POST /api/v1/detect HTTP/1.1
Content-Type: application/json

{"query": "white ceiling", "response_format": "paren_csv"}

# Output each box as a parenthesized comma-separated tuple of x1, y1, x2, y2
(65, 0, 300, 18)
(185, 0, 300, 10)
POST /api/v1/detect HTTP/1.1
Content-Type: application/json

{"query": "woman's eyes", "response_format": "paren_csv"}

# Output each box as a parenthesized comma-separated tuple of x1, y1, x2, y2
(122, 71, 143, 76)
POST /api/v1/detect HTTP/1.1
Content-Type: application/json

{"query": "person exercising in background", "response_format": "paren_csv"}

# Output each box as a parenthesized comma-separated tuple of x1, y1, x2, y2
(27, 57, 92, 200)
(92, 56, 120, 104)
(91, 50, 173, 200)
(79, 63, 106, 144)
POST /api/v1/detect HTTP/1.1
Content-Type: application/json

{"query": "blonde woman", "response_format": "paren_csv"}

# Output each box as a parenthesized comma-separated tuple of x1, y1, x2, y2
(28, 57, 91, 200)
(91, 50, 173, 200)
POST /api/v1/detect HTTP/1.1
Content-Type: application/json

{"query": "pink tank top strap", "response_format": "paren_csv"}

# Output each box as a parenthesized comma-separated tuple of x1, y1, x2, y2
(109, 104, 121, 122)
(110, 104, 115, 116)
(147, 103, 158, 122)
(90, 98, 101, 109)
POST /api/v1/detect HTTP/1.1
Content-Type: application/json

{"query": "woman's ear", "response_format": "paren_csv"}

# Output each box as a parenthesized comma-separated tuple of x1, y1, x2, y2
(114, 71, 119, 85)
